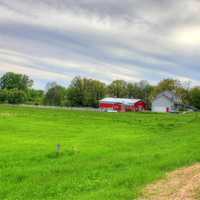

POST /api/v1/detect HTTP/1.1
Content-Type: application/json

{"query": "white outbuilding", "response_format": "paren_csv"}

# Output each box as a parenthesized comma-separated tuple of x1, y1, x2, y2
(152, 91, 182, 112)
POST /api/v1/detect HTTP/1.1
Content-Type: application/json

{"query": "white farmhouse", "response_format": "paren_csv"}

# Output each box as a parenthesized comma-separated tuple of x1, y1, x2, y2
(152, 91, 182, 112)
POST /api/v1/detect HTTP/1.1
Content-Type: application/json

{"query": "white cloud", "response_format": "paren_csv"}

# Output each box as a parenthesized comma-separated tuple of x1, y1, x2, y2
(172, 26, 200, 47)
(0, 0, 199, 88)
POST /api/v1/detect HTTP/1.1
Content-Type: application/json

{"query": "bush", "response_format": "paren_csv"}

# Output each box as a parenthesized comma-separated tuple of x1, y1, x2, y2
(190, 87, 200, 109)
(27, 89, 44, 105)
(44, 85, 67, 106)
(0, 90, 8, 103)
(7, 89, 27, 104)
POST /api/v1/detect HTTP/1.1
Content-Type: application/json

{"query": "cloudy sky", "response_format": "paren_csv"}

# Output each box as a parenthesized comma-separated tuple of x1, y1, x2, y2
(0, 0, 200, 89)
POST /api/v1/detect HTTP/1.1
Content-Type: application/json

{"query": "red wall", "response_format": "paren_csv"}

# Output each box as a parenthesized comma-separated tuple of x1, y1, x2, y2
(99, 103, 123, 112)
(134, 101, 146, 111)
(99, 101, 146, 112)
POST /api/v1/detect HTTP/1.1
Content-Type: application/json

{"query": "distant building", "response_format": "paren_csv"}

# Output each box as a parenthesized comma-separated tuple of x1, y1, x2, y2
(152, 91, 182, 112)
(99, 98, 146, 112)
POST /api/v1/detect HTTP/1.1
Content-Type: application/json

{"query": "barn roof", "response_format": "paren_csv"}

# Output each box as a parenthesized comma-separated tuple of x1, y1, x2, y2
(99, 98, 141, 105)
(156, 91, 182, 103)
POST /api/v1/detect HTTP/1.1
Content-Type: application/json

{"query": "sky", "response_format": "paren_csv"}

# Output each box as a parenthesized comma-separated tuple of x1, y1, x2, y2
(0, 0, 200, 89)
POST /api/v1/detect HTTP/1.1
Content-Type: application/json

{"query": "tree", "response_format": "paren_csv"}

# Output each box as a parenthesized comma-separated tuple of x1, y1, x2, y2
(0, 72, 33, 90)
(189, 87, 200, 109)
(127, 81, 152, 99)
(45, 82, 57, 91)
(82, 78, 106, 107)
(44, 84, 67, 106)
(7, 89, 27, 104)
(127, 83, 139, 98)
(27, 89, 44, 105)
(107, 80, 128, 98)
(0, 90, 8, 103)
(127, 81, 153, 109)
(137, 80, 153, 108)
(151, 79, 180, 96)
(92, 80, 106, 105)
(151, 79, 190, 104)
(67, 77, 84, 106)
(67, 77, 106, 107)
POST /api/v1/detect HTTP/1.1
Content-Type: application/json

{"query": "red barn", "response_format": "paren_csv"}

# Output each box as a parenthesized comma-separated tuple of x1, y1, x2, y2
(99, 98, 146, 112)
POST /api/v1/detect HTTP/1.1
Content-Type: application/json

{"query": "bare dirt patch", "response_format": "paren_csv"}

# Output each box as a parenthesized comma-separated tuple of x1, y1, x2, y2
(140, 164, 200, 200)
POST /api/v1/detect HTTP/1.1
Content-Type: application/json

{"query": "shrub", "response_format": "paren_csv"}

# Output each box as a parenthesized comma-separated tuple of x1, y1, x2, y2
(0, 90, 8, 103)
(27, 89, 44, 105)
(7, 89, 27, 104)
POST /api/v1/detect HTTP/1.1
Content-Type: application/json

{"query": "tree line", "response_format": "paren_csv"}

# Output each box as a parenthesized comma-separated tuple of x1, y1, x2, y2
(0, 72, 200, 109)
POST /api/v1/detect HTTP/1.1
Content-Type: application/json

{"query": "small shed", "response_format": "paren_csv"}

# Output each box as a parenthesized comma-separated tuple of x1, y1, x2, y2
(152, 91, 182, 112)
(99, 98, 146, 112)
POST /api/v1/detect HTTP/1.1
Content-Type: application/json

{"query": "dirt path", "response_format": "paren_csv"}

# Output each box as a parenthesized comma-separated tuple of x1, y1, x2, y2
(140, 164, 200, 200)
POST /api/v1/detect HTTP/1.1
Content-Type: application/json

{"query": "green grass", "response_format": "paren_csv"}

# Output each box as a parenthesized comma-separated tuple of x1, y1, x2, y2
(0, 105, 200, 200)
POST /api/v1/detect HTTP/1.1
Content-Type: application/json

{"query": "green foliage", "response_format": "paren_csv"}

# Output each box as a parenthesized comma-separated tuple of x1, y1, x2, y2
(0, 89, 8, 103)
(7, 89, 27, 104)
(67, 77, 84, 106)
(151, 79, 178, 99)
(127, 81, 153, 108)
(82, 78, 106, 107)
(0, 89, 27, 104)
(107, 80, 128, 98)
(27, 89, 44, 105)
(0, 72, 33, 104)
(151, 79, 190, 104)
(127, 82, 140, 98)
(107, 80, 153, 106)
(67, 77, 106, 107)
(189, 87, 200, 109)
(0, 72, 199, 109)
(0, 72, 33, 90)
(0, 105, 200, 200)
(44, 84, 67, 106)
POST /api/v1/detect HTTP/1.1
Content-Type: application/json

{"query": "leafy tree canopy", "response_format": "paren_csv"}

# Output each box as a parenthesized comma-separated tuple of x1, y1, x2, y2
(44, 83, 67, 106)
(107, 80, 128, 98)
(151, 79, 190, 104)
(189, 87, 200, 109)
(0, 72, 33, 91)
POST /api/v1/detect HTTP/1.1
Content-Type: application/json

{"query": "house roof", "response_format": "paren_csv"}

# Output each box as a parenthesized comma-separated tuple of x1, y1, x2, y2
(99, 98, 141, 105)
(155, 91, 182, 103)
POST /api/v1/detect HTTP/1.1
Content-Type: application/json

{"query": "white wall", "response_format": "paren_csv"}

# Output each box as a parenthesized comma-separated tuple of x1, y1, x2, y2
(152, 96, 173, 112)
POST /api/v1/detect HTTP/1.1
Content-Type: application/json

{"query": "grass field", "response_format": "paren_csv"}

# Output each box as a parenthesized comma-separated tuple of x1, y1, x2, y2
(0, 105, 200, 200)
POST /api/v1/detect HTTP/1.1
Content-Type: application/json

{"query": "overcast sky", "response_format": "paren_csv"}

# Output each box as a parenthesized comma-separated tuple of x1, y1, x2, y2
(0, 0, 200, 89)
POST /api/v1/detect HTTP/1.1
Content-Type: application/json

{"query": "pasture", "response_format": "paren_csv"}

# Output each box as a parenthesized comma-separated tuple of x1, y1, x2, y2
(0, 105, 200, 200)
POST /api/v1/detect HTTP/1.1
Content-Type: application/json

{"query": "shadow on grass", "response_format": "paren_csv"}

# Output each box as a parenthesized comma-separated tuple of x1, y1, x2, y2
(46, 149, 78, 159)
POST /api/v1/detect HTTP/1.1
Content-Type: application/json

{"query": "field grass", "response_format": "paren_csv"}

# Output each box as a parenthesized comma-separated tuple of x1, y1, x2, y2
(0, 105, 200, 200)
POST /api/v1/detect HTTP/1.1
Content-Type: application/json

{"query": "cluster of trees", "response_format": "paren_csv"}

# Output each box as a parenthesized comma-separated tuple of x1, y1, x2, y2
(0, 72, 43, 104)
(0, 72, 200, 109)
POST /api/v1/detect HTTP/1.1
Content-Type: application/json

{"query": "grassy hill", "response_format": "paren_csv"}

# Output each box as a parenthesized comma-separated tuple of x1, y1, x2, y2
(0, 105, 200, 200)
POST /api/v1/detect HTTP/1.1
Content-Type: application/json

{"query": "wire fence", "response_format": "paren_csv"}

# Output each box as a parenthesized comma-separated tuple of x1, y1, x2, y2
(11, 104, 101, 112)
